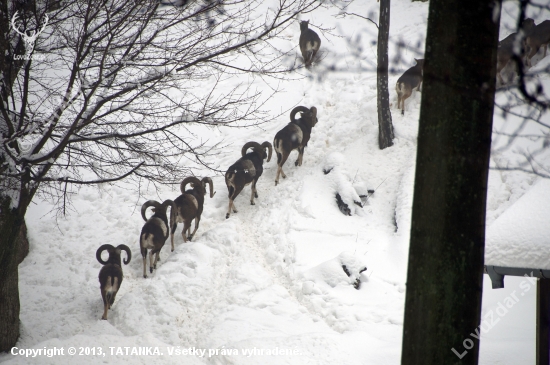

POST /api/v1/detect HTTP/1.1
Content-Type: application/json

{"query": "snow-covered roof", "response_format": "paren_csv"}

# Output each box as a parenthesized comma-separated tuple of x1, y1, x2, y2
(485, 178, 550, 270)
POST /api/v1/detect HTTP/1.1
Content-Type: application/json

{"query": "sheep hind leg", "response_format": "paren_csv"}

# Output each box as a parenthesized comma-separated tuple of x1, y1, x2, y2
(397, 92, 401, 110)
(149, 251, 155, 273)
(275, 149, 290, 185)
(109, 277, 119, 308)
(397, 92, 403, 113)
(295, 147, 305, 166)
(311, 48, 318, 64)
(250, 180, 258, 205)
(401, 88, 412, 115)
(189, 217, 200, 241)
(305, 51, 313, 67)
(142, 256, 147, 278)
(182, 221, 190, 243)
(396, 83, 402, 112)
(226, 199, 233, 219)
(275, 165, 287, 186)
(170, 222, 177, 252)
(153, 252, 160, 270)
(141, 248, 148, 278)
(101, 294, 109, 320)
(275, 166, 281, 185)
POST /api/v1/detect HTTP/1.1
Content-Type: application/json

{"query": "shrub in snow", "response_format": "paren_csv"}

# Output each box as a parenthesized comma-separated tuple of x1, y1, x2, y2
(300, 251, 368, 291)
(323, 152, 370, 216)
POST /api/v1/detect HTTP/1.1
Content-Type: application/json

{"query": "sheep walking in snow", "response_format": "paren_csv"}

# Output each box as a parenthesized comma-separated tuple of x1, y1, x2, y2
(395, 59, 424, 115)
(299, 20, 321, 68)
(140, 199, 174, 278)
(225, 141, 272, 219)
(170, 177, 215, 247)
(273, 106, 318, 185)
(96, 244, 131, 319)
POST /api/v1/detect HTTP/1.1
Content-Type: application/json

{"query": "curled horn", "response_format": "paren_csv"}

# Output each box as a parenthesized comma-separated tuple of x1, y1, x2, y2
(241, 141, 262, 157)
(96, 244, 114, 265)
(141, 200, 162, 221)
(201, 177, 216, 198)
(310, 106, 318, 126)
(116, 244, 132, 265)
(180, 176, 203, 194)
(162, 199, 175, 213)
(261, 141, 272, 162)
(290, 106, 310, 123)
(162, 199, 176, 231)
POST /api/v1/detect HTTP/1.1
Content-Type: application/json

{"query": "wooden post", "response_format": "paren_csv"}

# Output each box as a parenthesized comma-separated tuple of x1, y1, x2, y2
(537, 278, 550, 365)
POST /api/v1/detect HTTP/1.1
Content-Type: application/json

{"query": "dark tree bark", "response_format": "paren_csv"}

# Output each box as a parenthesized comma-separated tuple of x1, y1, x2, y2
(401, 0, 501, 364)
(377, 0, 394, 149)
(0, 197, 24, 352)
(0, 171, 35, 353)
(16, 221, 29, 265)
(0, 0, 29, 351)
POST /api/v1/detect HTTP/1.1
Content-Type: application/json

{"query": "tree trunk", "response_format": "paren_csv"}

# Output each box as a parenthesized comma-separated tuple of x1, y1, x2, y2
(0, 1, 30, 351)
(0, 196, 24, 352)
(17, 221, 29, 265)
(377, 0, 394, 149)
(401, 0, 500, 364)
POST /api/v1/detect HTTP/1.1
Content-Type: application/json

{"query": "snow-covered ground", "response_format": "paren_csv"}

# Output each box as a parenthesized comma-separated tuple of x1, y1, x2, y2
(2, 0, 549, 364)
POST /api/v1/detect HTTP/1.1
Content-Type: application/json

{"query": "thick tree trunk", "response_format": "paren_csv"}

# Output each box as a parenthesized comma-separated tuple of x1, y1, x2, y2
(401, 0, 500, 364)
(377, 0, 394, 149)
(0, 196, 24, 352)
(0, 1, 30, 351)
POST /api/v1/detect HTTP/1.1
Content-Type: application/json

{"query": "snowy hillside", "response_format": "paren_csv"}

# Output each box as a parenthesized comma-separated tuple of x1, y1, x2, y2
(2, 1, 549, 364)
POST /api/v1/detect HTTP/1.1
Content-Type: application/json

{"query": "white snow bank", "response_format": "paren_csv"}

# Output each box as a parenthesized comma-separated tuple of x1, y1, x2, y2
(300, 251, 368, 290)
(485, 178, 550, 270)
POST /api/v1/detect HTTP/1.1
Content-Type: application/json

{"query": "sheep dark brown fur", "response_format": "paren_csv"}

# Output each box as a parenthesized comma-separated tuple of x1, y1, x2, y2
(170, 177, 215, 247)
(225, 141, 272, 219)
(273, 106, 318, 185)
(96, 244, 131, 319)
(140, 199, 174, 278)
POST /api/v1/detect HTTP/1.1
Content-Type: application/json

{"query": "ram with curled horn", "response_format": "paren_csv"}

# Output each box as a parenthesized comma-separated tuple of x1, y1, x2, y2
(96, 244, 131, 320)
(170, 176, 215, 248)
(273, 106, 318, 185)
(140, 199, 175, 278)
(225, 141, 272, 219)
